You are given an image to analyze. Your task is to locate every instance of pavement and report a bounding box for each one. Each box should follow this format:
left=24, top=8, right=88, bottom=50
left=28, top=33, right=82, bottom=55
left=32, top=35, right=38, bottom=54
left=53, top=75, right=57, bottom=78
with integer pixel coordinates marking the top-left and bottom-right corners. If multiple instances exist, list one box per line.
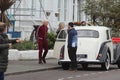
left=5, top=58, right=61, bottom=76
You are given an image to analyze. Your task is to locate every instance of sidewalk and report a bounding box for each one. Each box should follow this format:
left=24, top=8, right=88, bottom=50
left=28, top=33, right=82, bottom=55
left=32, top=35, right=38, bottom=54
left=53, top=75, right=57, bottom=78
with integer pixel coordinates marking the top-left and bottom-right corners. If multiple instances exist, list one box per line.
left=5, top=58, right=61, bottom=76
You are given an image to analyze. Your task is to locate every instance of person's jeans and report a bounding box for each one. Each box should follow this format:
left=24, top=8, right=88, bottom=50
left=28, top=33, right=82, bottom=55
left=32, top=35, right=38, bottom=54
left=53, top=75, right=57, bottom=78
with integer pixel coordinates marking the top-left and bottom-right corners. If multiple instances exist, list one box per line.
left=68, top=47, right=77, bottom=70
left=0, top=72, right=4, bottom=80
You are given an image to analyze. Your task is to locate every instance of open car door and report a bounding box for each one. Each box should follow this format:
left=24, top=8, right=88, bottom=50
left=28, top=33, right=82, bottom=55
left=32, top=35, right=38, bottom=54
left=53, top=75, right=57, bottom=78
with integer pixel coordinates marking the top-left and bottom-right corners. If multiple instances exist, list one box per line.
left=53, top=30, right=67, bottom=59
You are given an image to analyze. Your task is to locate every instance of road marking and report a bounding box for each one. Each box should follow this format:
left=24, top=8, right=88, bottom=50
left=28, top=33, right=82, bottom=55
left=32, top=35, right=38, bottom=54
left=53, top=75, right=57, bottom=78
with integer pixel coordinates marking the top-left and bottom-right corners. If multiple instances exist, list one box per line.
left=105, top=71, right=109, bottom=73
left=83, top=74, right=89, bottom=76
left=76, top=75, right=81, bottom=78
left=67, top=77, right=73, bottom=79
left=98, top=72, right=103, bottom=74
left=91, top=73, right=96, bottom=75
left=58, top=78, right=64, bottom=80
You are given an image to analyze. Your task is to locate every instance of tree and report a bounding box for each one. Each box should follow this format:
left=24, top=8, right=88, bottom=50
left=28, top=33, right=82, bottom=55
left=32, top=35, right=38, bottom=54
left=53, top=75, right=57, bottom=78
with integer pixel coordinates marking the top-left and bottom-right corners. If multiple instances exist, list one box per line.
left=0, top=0, right=16, bottom=26
left=84, top=0, right=120, bottom=36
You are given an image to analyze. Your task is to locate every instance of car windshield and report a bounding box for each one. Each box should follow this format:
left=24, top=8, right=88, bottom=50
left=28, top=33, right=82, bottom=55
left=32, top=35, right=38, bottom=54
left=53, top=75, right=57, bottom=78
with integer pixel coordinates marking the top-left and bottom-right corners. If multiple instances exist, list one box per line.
left=77, top=30, right=99, bottom=38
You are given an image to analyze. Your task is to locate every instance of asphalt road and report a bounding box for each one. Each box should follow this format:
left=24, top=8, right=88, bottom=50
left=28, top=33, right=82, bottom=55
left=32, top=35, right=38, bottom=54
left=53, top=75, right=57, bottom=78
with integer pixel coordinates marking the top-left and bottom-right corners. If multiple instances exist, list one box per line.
left=5, top=65, right=120, bottom=80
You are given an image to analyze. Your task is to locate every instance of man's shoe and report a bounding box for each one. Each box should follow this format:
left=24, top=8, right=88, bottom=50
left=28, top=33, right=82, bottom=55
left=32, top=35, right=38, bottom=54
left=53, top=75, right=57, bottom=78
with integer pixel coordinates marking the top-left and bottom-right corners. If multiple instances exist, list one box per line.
left=39, top=61, right=43, bottom=64
left=42, top=58, right=46, bottom=63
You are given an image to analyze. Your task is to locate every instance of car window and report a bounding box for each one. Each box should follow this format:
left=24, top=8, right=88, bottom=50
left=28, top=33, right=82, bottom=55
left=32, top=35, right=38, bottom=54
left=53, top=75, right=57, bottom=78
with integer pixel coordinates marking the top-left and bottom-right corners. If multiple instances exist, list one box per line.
left=77, top=30, right=99, bottom=38
left=106, top=30, right=111, bottom=40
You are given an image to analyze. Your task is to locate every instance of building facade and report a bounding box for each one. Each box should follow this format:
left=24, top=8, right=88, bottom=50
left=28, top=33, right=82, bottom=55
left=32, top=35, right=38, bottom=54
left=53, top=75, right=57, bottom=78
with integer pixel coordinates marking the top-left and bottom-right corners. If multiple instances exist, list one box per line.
left=8, top=0, right=86, bottom=40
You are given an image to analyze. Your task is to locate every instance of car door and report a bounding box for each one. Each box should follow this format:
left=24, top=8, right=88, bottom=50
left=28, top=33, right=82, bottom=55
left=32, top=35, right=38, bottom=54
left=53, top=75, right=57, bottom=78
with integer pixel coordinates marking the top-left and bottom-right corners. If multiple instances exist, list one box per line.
left=53, top=30, right=67, bottom=59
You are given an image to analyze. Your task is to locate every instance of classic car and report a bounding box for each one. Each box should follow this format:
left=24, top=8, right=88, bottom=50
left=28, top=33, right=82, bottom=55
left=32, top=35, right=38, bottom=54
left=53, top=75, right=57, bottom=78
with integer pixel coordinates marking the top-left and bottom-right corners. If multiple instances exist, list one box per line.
left=55, top=26, right=120, bottom=70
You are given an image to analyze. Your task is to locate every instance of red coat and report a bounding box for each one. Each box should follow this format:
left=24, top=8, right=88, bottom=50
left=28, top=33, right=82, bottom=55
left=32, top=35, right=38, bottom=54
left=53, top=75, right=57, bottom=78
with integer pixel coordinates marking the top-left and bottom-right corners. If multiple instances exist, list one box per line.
left=36, top=25, right=48, bottom=39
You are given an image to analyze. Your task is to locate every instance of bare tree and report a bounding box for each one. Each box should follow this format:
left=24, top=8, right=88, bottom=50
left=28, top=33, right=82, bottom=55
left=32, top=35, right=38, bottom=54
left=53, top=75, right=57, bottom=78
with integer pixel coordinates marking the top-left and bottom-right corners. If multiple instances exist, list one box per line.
left=0, top=0, right=16, bottom=26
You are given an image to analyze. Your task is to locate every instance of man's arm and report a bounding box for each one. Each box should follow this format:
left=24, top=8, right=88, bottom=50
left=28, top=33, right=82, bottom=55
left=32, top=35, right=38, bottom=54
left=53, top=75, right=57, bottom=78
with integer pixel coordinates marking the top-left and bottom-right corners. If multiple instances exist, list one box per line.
left=0, top=44, right=9, bottom=49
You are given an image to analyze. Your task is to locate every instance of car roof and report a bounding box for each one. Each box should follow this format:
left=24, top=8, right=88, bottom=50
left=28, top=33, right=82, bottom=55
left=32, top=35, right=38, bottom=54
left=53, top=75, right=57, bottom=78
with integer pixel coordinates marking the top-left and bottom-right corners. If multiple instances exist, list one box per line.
left=74, top=26, right=110, bottom=31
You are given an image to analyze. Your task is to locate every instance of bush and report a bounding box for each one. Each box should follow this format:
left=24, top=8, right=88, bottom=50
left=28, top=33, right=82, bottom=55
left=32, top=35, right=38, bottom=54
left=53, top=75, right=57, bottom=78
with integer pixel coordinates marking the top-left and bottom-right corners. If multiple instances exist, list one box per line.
left=12, top=40, right=37, bottom=50
left=12, top=33, right=56, bottom=50
left=47, top=32, right=56, bottom=49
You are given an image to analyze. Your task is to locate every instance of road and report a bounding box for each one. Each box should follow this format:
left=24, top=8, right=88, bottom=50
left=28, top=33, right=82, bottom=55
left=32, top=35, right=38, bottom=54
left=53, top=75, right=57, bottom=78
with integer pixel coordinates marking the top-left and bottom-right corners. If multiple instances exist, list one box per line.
left=5, top=65, right=120, bottom=80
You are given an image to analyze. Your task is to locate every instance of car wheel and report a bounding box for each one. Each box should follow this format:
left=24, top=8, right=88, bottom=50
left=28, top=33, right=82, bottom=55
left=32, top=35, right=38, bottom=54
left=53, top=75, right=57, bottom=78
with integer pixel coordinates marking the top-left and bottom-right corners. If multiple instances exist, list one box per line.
left=62, top=63, right=69, bottom=70
left=81, top=63, right=88, bottom=70
left=101, top=52, right=110, bottom=70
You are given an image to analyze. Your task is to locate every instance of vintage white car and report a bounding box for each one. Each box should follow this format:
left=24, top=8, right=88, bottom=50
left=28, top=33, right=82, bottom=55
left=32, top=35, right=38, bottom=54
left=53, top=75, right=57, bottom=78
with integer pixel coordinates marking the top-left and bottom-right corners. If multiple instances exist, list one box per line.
left=54, top=26, right=120, bottom=70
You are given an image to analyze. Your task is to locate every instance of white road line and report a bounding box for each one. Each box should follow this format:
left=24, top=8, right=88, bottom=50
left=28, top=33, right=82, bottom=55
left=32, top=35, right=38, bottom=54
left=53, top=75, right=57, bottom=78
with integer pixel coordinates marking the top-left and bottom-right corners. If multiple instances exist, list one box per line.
left=83, top=74, right=89, bottom=76
left=105, top=71, right=109, bottom=73
left=67, top=77, right=73, bottom=79
left=76, top=75, right=81, bottom=78
left=58, top=78, right=64, bottom=80
left=91, top=73, right=96, bottom=75
left=98, top=72, right=103, bottom=74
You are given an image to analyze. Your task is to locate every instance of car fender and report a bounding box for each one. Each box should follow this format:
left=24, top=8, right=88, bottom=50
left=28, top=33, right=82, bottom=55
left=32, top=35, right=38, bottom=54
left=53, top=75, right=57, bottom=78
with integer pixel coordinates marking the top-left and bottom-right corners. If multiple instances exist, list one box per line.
left=114, top=44, right=120, bottom=63
left=99, top=42, right=110, bottom=62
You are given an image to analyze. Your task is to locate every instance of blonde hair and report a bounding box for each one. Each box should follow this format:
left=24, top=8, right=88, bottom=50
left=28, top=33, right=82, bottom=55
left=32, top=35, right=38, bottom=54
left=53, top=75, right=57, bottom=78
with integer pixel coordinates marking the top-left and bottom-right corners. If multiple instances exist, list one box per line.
left=42, top=19, right=49, bottom=26
left=59, top=22, right=65, bottom=29
left=43, top=19, right=48, bottom=23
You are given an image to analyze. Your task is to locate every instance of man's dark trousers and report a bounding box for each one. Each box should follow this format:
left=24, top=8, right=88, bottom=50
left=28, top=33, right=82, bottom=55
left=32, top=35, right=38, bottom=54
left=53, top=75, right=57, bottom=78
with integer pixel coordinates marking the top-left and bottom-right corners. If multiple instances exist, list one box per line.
left=68, top=47, right=77, bottom=70
left=0, top=72, right=4, bottom=80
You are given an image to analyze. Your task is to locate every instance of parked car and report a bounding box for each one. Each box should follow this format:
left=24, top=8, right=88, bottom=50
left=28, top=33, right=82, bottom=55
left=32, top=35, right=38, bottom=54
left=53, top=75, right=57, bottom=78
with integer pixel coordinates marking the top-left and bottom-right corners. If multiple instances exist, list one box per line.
left=55, top=26, right=120, bottom=70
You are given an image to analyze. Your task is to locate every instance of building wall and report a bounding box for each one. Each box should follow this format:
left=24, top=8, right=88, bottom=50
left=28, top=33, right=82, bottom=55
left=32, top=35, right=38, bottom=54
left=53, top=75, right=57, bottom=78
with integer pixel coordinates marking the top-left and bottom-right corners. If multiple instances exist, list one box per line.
left=8, top=0, right=86, bottom=40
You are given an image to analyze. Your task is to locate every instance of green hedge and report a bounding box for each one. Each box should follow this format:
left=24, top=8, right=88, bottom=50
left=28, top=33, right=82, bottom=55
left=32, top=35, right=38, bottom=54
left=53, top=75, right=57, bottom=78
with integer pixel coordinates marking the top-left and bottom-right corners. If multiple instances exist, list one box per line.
left=12, top=40, right=38, bottom=50
left=12, top=33, right=56, bottom=50
left=47, top=32, right=56, bottom=49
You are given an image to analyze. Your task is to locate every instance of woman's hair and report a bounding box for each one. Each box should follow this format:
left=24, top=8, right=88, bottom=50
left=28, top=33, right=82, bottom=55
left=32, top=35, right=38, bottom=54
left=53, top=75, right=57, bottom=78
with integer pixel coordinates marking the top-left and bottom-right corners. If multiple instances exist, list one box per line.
left=0, top=22, right=6, bottom=32
left=59, top=22, right=65, bottom=29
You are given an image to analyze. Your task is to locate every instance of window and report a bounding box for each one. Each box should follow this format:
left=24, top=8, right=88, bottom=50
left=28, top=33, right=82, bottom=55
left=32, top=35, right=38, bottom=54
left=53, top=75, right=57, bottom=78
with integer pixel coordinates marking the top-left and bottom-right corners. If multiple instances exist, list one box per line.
left=106, top=30, right=111, bottom=40
left=77, top=30, right=99, bottom=38
left=58, top=0, right=68, bottom=21
left=58, top=0, right=61, bottom=21
left=64, top=0, right=67, bottom=21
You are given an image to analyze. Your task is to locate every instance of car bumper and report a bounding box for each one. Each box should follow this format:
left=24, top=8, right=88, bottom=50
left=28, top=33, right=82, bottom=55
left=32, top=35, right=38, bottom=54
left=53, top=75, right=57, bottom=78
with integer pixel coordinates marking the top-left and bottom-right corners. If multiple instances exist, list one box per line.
left=58, top=59, right=104, bottom=65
